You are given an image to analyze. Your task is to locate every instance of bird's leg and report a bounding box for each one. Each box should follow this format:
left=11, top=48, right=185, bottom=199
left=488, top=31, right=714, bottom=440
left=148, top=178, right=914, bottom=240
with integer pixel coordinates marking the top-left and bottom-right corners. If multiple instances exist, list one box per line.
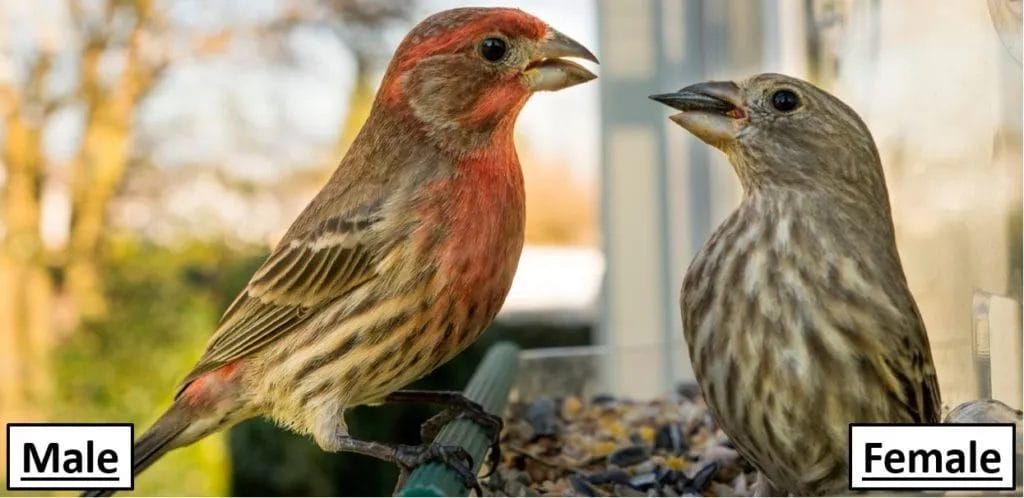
left=330, top=435, right=481, bottom=496
left=383, top=390, right=503, bottom=476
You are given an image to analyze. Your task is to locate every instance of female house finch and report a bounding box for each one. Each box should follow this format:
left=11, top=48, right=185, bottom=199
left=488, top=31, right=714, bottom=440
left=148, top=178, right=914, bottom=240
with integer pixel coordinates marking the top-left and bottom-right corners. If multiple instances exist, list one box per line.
left=651, top=74, right=941, bottom=495
left=88, top=8, right=596, bottom=495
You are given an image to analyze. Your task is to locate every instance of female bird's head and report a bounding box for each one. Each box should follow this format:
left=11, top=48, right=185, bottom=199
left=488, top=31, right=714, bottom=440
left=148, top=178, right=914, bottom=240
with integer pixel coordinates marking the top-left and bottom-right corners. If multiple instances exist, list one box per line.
left=377, top=8, right=598, bottom=148
left=651, top=73, right=887, bottom=198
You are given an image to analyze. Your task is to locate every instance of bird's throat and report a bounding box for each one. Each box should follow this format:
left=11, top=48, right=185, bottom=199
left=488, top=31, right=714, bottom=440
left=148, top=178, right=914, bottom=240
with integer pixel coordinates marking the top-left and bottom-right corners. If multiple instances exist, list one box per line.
left=438, top=145, right=525, bottom=303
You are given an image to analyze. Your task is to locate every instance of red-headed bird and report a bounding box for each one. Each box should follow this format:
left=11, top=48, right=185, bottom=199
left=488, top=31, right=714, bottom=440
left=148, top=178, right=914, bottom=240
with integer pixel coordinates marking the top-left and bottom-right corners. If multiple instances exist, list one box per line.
left=88, top=8, right=597, bottom=495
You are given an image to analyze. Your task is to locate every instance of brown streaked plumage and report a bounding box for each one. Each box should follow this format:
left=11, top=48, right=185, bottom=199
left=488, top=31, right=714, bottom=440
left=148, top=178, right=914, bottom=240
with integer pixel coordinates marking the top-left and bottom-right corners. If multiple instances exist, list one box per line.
left=86, top=8, right=597, bottom=496
left=651, top=74, right=941, bottom=495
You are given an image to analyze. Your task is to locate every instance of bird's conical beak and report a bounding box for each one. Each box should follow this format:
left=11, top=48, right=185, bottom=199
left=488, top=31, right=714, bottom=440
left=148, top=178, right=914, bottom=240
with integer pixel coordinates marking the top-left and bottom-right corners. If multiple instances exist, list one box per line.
left=524, top=28, right=598, bottom=92
left=650, top=81, right=746, bottom=148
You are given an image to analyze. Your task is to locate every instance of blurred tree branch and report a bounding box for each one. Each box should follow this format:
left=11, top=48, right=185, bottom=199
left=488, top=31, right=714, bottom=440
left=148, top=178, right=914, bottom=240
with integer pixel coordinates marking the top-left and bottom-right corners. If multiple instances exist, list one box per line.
left=269, top=0, right=412, bottom=162
left=302, top=0, right=413, bottom=154
left=0, top=48, right=57, bottom=426
left=0, top=0, right=414, bottom=460
left=66, top=0, right=170, bottom=318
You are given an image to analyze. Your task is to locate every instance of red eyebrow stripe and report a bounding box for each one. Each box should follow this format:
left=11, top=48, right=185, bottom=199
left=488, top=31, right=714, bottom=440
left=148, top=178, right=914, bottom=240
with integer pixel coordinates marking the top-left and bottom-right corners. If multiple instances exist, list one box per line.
left=380, top=9, right=548, bottom=104
left=401, top=11, right=546, bottom=70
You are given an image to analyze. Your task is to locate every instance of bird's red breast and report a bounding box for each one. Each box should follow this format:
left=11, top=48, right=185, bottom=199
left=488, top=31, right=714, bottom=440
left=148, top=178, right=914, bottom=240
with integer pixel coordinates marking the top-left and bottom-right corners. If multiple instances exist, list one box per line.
left=421, top=120, right=526, bottom=310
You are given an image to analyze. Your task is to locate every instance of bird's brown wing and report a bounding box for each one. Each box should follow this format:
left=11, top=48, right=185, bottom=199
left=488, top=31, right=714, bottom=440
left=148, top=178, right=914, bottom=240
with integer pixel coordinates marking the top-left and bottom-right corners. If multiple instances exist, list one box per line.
left=176, top=211, right=386, bottom=396
left=906, top=302, right=943, bottom=424
left=909, top=323, right=943, bottom=424
left=885, top=304, right=943, bottom=424
left=919, top=359, right=942, bottom=423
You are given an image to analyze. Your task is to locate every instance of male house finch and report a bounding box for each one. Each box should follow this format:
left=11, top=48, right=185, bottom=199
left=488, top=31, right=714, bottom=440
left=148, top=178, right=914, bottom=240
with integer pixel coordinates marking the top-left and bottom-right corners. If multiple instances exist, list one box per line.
left=651, top=74, right=941, bottom=495
left=88, top=8, right=596, bottom=495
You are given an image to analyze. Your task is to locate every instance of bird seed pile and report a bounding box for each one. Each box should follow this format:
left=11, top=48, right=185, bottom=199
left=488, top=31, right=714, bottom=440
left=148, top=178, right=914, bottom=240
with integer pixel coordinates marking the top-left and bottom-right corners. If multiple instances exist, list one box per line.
left=485, top=385, right=756, bottom=496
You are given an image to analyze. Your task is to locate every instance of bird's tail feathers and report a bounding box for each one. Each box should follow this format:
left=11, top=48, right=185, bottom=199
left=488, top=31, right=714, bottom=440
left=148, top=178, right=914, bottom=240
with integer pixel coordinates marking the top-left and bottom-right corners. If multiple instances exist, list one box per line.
left=131, top=403, right=192, bottom=477
left=81, top=402, right=194, bottom=497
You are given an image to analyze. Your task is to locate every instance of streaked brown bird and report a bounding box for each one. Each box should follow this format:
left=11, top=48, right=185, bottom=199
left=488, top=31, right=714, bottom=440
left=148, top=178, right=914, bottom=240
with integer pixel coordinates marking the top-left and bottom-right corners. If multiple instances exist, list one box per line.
left=86, top=8, right=597, bottom=496
left=651, top=73, right=941, bottom=495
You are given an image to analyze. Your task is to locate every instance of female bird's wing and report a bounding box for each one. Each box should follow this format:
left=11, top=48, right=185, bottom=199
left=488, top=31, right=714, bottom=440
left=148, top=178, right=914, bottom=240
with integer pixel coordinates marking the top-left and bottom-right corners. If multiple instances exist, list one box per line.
left=885, top=300, right=943, bottom=424
left=175, top=204, right=394, bottom=396
left=905, top=318, right=943, bottom=424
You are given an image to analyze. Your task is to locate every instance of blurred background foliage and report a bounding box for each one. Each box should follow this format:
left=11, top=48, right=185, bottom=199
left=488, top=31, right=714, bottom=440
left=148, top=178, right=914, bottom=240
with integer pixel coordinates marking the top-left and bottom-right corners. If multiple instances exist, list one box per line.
left=0, top=0, right=596, bottom=494
left=55, top=238, right=261, bottom=495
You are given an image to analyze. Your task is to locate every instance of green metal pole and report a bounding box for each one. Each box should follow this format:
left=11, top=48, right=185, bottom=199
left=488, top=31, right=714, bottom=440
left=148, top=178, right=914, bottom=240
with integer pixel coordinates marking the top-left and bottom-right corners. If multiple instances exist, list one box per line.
left=399, top=342, right=521, bottom=497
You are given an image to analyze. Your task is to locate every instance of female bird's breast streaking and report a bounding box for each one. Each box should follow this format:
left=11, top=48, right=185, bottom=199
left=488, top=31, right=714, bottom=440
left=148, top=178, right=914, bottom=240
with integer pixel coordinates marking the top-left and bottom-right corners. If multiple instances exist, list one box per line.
left=655, top=73, right=940, bottom=495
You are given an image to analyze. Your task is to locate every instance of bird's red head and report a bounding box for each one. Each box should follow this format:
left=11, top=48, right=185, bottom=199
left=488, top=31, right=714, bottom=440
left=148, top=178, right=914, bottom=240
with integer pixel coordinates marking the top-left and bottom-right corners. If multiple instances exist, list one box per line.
left=378, top=8, right=597, bottom=149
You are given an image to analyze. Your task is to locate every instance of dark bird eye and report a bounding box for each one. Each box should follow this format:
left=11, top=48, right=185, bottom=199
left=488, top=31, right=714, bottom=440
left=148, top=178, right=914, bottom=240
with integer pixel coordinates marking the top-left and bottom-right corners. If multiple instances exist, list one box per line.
left=479, top=37, right=507, bottom=62
left=771, top=89, right=800, bottom=112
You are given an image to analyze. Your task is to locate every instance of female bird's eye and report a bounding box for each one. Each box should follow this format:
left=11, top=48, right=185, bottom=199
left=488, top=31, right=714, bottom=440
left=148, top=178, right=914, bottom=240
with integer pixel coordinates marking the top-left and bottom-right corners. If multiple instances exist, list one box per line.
left=771, top=89, right=800, bottom=112
left=479, top=37, right=508, bottom=62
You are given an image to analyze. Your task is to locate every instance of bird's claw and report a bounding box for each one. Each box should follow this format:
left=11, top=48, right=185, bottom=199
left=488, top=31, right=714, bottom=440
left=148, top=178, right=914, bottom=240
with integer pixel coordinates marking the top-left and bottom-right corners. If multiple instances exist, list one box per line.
left=465, top=411, right=503, bottom=478
left=394, top=443, right=482, bottom=495
left=419, top=403, right=503, bottom=478
left=419, top=407, right=452, bottom=442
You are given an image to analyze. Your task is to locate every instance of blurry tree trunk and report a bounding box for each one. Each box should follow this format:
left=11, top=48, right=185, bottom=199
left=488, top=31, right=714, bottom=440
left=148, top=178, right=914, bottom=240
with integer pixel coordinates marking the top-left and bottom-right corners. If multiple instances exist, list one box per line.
left=0, top=0, right=409, bottom=471
left=66, top=0, right=164, bottom=319
left=0, top=2, right=164, bottom=464
left=337, top=55, right=376, bottom=153
left=328, top=0, right=410, bottom=151
left=0, top=55, right=56, bottom=452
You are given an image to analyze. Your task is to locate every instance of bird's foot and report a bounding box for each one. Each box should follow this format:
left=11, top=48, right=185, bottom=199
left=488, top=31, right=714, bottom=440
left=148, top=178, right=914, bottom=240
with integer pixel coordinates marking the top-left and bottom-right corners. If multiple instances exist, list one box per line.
left=327, top=435, right=482, bottom=496
left=393, top=443, right=481, bottom=496
left=385, top=389, right=504, bottom=477
left=420, top=405, right=503, bottom=476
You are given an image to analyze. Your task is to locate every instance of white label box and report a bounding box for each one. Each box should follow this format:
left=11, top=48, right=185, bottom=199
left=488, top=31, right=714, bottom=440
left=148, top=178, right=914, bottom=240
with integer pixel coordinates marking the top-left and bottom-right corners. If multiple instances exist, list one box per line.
left=6, top=423, right=134, bottom=491
left=849, top=423, right=1016, bottom=490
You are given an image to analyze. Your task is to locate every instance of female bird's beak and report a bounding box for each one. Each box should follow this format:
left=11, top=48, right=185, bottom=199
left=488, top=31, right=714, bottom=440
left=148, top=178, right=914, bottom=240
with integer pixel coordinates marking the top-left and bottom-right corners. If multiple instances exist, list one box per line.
left=524, top=28, right=599, bottom=92
left=650, top=81, right=746, bottom=148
